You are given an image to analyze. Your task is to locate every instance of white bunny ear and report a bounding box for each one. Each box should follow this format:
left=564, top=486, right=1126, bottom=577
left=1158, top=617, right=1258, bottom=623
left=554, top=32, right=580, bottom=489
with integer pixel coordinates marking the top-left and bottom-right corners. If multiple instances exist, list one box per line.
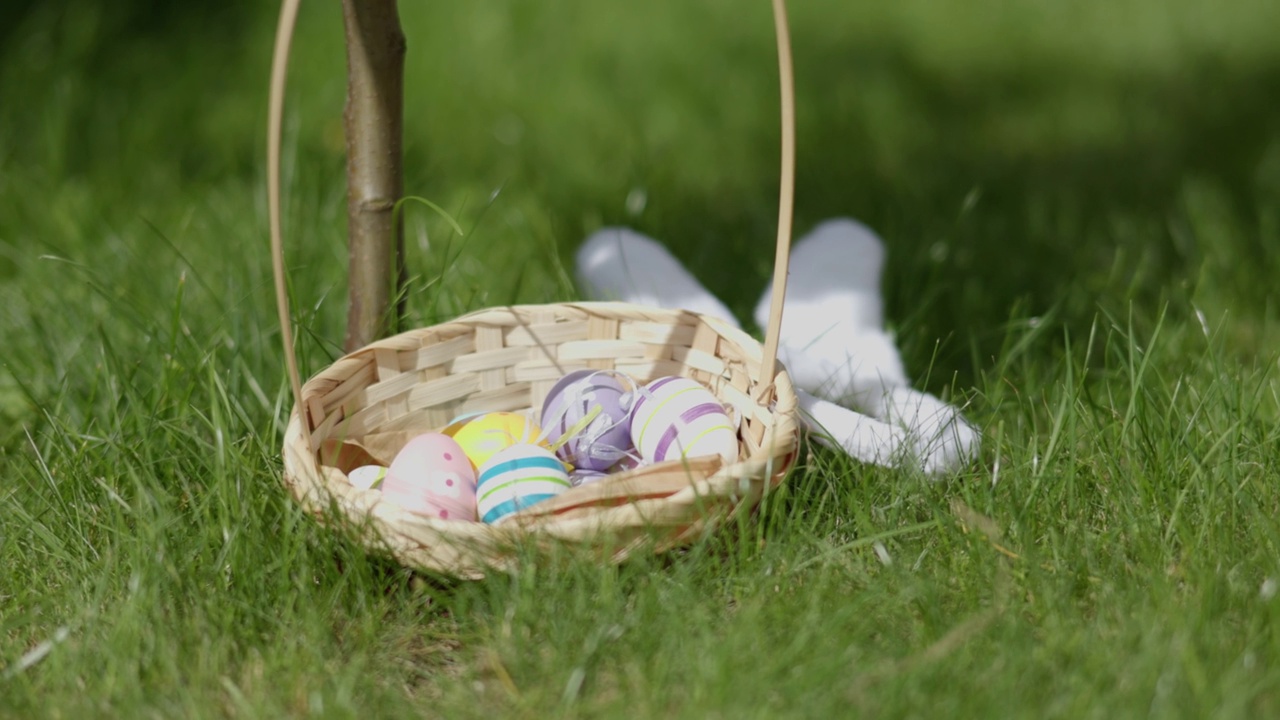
left=797, top=389, right=908, bottom=469
left=775, top=324, right=910, bottom=409
left=798, top=388, right=978, bottom=477
left=576, top=227, right=741, bottom=328
left=755, top=218, right=907, bottom=405
left=754, top=217, right=887, bottom=334
left=760, top=217, right=981, bottom=476
left=875, top=387, right=981, bottom=475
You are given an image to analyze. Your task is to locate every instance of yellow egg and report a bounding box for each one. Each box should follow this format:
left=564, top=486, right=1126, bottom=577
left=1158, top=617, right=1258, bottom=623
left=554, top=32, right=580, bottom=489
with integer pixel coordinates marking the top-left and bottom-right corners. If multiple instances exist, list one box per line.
left=442, top=412, right=548, bottom=471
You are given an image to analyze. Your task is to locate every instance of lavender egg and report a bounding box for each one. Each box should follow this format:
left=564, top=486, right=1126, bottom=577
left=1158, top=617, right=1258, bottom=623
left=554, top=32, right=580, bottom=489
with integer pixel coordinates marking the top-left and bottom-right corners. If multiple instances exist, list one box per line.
left=541, top=369, right=635, bottom=471
left=569, top=468, right=610, bottom=487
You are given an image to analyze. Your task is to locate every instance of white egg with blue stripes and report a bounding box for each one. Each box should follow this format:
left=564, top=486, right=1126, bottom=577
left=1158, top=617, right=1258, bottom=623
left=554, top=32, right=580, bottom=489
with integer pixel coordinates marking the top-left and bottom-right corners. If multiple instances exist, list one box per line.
left=475, top=444, right=572, bottom=524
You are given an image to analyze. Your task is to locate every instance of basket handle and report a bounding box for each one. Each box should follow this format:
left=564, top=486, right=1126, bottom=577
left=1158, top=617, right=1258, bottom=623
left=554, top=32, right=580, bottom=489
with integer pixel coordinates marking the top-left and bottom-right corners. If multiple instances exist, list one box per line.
left=756, top=0, right=796, bottom=392
left=267, top=0, right=796, bottom=431
left=268, top=0, right=307, bottom=443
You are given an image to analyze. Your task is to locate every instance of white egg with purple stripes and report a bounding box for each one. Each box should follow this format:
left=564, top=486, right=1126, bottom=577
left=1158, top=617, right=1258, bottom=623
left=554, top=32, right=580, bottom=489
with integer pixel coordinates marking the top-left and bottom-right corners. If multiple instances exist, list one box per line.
left=475, top=444, right=572, bottom=524
left=629, top=376, right=739, bottom=464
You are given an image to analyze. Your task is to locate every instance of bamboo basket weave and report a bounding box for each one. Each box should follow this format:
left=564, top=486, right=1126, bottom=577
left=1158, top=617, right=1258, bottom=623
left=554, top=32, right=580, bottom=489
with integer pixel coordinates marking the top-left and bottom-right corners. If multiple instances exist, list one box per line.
left=269, top=0, right=802, bottom=579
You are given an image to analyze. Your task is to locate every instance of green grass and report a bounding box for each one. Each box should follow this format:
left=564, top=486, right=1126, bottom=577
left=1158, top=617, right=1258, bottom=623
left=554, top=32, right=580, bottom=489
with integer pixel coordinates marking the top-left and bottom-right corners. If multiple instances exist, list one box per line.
left=3, top=0, right=1280, bottom=716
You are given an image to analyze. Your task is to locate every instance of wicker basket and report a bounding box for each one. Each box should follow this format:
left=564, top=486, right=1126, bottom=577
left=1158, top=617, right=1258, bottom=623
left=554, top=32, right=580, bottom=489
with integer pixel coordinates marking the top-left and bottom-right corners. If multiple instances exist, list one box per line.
left=268, top=0, right=802, bottom=579
left=281, top=304, right=799, bottom=577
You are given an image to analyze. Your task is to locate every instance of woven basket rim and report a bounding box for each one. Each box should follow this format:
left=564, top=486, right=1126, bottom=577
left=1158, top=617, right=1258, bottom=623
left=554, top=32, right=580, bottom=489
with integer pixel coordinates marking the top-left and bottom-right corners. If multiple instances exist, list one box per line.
left=281, top=301, right=800, bottom=578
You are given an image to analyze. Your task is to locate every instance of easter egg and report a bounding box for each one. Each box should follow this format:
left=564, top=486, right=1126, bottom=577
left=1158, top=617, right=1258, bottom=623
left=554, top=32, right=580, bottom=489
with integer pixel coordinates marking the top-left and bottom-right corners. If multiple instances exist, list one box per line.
left=541, top=369, right=636, bottom=471
left=629, top=376, right=739, bottom=464
left=443, top=412, right=547, bottom=471
left=347, top=464, right=387, bottom=490
left=609, top=455, right=642, bottom=473
left=569, top=468, right=610, bottom=487
left=475, top=444, right=572, bottom=524
left=381, top=433, right=478, bottom=521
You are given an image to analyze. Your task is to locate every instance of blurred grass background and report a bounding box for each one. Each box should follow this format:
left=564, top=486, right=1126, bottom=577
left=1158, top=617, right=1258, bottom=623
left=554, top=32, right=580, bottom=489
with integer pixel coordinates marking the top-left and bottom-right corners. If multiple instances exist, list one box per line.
left=1, top=1, right=1278, bottom=717
left=4, top=0, right=1278, bottom=377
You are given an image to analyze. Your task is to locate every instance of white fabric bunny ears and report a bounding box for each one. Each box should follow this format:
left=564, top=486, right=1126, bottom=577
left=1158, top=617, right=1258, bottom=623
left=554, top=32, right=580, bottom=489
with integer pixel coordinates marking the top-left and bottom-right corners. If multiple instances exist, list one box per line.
left=575, top=219, right=979, bottom=477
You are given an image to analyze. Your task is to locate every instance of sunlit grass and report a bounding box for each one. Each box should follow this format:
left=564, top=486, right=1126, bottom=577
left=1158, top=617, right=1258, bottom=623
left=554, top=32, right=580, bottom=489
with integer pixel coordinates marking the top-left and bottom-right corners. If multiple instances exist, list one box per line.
left=1, top=1, right=1278, bottom=716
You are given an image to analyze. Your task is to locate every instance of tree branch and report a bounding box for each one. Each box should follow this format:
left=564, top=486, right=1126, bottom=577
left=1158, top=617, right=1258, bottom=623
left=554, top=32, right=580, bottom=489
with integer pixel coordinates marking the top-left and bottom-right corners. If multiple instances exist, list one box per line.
left=341, top=0, right=406, bottom=352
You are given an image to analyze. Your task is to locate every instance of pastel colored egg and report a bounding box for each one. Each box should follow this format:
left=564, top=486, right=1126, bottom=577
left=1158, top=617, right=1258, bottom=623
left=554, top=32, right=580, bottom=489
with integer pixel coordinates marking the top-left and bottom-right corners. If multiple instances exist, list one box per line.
left=569, top=468, right=610, bottom=487
left=347, top=464, right=387, bottom=490
left=475, top=444, right=572, bottom=524
left=380, top=433, right=478, bottom=522
left=608, top=455, right=643, bottom=473
left=541, top=369, right=636, bottom=471
left=629, top=376, right=739, bottom=464
left=443, top=412, right=547, bottom=471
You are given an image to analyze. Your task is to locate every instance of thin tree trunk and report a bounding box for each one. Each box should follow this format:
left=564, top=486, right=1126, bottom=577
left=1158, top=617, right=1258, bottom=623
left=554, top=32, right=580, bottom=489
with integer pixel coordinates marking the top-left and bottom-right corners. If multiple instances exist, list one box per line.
left=341, top=0, right=406, bottom=352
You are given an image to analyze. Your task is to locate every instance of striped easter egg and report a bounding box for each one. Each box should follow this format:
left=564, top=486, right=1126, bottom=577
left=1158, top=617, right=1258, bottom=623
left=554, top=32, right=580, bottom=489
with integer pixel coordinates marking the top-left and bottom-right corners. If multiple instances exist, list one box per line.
left=475, top=444, right=572, bottom=524
left=540, top=369, right=635, bottom=471
left=629, top=376, right=739, bottom=464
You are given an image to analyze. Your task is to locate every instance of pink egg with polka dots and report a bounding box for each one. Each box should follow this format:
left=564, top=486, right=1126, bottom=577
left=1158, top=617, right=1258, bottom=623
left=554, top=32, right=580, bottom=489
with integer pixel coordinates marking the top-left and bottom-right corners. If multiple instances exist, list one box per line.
left=380, top=433, right=478, bottom=522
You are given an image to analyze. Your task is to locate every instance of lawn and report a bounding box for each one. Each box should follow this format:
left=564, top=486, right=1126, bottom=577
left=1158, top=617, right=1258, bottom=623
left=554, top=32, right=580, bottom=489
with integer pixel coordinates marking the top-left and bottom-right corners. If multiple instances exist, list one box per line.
left=2, top=0, right=1279, bottom=717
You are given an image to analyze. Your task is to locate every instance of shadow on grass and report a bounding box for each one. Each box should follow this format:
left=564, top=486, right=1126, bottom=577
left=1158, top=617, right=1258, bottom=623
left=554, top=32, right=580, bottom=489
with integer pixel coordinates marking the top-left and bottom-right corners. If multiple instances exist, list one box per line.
left=597, top=40, right=1280, bottom=387
left=6, top=2, right=1277, bottom=388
